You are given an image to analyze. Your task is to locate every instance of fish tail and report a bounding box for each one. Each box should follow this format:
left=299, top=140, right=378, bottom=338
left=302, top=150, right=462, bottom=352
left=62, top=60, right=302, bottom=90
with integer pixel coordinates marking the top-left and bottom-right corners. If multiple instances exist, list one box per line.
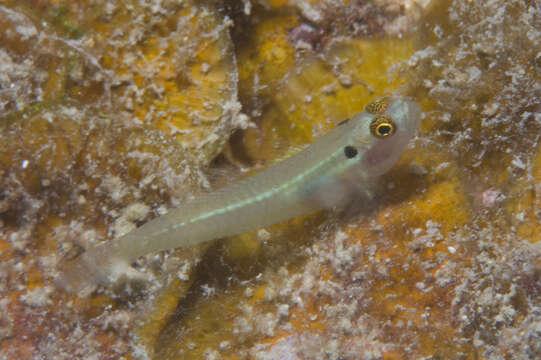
left=55, top=242, right=128, bottom=295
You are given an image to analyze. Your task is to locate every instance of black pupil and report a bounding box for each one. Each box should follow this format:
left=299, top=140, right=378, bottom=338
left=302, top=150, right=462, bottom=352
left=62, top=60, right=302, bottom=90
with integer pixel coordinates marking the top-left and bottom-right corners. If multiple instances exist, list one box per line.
left=378, top=124, right=391, bottom=134
left=344, top=145, right=358, bottom=158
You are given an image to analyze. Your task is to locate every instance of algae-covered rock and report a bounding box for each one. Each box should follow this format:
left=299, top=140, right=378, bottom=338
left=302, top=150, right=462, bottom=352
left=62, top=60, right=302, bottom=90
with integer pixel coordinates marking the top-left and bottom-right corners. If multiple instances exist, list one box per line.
left=85, top=0, right=242, bottom=159
left=0, top=5, right=83, bottom=114
left=0, top=105, right=207, bottom=358
left=1, top=0, right=540, bottom=359
left=0, top=0, right=242, bottom=358
left=1, top=0, right=241, bottom=161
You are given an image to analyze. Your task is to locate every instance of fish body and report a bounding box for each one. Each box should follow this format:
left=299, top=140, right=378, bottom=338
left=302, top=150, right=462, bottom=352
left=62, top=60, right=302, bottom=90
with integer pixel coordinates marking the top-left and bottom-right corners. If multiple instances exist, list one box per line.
left=58, top=96, right=421, bottom=293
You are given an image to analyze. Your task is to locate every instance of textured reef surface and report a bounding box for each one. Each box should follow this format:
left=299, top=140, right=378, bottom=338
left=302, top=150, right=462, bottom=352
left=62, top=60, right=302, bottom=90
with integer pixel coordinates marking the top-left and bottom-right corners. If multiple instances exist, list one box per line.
left=0, top=0, right=539, bottom=359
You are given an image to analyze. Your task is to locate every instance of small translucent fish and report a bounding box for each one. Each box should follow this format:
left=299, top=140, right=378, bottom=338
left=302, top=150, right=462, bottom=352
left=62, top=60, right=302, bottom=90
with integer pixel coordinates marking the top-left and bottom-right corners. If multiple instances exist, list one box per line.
left=58, top=96, right=421, bottom=294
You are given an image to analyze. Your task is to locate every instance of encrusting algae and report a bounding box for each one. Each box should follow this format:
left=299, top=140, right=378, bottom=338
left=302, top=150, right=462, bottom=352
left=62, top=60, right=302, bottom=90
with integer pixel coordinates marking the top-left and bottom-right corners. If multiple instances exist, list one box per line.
left=1, top=0, right=540, bottom=359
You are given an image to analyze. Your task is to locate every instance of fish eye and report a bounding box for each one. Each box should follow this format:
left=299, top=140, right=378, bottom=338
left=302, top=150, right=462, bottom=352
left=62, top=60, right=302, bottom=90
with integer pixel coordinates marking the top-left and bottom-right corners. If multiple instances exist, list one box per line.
left=370, top=114, right=396, bottom=138
left=365, top=97, right=390, bottom=114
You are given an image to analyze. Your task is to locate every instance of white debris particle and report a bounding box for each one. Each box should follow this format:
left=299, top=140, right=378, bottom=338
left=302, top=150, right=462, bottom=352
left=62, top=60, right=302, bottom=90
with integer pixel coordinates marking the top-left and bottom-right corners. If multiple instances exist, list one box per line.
left=293, top=0, right=322, bottom=23
left=433, top=24, right=443, bottom=38
left=203, top=348, right=222, bottom=360
left=77, top=195, right=87, bottom=205
left=9, top=230, right=30, bottom=250
left=0, top=299, right=13, bottom=340
left=434, top=161, right=451, bottom=172
left=177, top=262, right=192, bottom=281
left=325, top=231, right=361, bottom=274
left=263, top=285, right=277, bottom=302
left=100, top=310, right=132, bottom=335
left=103, top=1, right=117, bottom=16
left=20, top=286, right=53, bottom=307
left=511, top=156, right=526, bottom=170
left=233, top=316, right=253, bottom=335
left=277, top=304, right=289, bottom=319
left=201, top=62, right=210, bottom=73
left=409, top=161, right=428, bottom=175
left=99, top=175, right=129, bottom=202
left=15, top=23, right=38, bottom=40
left=201, top=284, right=215, bottom=297
left=257, top=229, right=271, bottom=242
left=466, top=66, right=482, bottom=82
left=255, top=312, right=278, bottom=337
left=481, top=189, right=502, bottom=207
left=113, top=202, right=151, bottom=237
left=338, top=74, right=352, bottom=87
left=482, top=102, right=499, bottom=117
left=156, top=205, right=168, bottom=216
left=242, top=0, right=252, bottom=15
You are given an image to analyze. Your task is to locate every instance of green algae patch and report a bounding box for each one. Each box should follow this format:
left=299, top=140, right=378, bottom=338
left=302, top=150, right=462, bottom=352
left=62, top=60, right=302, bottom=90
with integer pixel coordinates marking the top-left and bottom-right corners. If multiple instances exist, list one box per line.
left=0, top=6, right=84, bottom=115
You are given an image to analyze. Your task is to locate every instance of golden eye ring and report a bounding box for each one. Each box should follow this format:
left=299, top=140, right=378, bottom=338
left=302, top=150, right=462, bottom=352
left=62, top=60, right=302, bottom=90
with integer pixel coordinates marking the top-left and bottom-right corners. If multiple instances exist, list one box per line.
left=365, top=97, right=390, bottom=114
left=370, top=114, right=396, bottom=138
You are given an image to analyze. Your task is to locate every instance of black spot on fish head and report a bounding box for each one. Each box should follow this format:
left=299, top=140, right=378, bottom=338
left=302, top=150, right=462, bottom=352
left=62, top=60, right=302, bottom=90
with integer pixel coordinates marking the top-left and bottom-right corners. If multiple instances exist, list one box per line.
left=344, top=145, right=358, bottom=158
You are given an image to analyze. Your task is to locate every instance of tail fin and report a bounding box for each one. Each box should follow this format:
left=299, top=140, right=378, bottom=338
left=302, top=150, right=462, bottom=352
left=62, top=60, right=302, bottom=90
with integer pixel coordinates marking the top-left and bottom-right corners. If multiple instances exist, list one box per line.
left=55, top=241, right=131, bottom=296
